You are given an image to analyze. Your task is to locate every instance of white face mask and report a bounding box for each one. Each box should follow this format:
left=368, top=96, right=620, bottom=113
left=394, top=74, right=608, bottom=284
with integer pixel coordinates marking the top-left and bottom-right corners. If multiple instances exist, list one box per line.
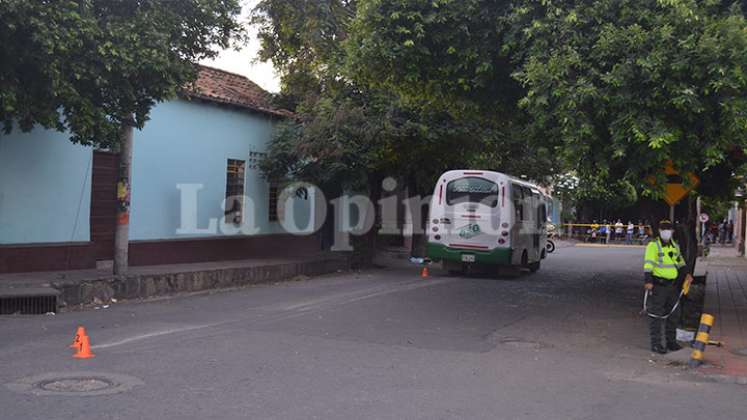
left=660, top=230, right=673, bottom=242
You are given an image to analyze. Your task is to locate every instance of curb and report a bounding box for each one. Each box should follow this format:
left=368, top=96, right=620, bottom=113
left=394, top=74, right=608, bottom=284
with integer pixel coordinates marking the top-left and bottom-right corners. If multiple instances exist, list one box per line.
left=692, top=371, right=747, bottom=385
left=51, top=257, right=350, bottom=310
left=575, top=244, right=646, bottom=249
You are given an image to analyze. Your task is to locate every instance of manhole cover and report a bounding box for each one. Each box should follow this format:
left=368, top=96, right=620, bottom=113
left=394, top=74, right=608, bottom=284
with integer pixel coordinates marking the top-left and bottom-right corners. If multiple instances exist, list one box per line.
left=39, top=378, right=112, bottom=392
left=6, top=372, right=143, bottom=396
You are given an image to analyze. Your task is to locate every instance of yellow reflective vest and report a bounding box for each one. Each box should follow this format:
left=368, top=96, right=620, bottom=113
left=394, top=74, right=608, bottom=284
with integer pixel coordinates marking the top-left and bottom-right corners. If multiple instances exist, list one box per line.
left=643, top=239, right=686, bottom=280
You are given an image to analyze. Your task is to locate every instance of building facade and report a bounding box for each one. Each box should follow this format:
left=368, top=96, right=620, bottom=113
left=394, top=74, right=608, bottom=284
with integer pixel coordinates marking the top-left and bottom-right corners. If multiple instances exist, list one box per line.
left=0, top=66, right=318, bottom=273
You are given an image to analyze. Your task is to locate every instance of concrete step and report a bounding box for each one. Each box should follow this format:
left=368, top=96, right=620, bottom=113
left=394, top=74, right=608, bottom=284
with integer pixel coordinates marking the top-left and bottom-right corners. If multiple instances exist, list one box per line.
left=0, top=287, right=61, bottom=298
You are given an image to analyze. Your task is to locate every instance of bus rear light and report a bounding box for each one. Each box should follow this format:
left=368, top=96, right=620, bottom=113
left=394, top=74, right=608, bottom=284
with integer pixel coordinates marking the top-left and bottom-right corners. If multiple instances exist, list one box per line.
left=432, top=219, right=440, bottom=224
left=434, top=235, right=441, bottom=240
left=498, top=238, right=506, bottom=244
left=432, top=226, right=439, bottom=232
left=501, top=231, right=509, bottom=237
left=501, top=222, right=509, bottom=228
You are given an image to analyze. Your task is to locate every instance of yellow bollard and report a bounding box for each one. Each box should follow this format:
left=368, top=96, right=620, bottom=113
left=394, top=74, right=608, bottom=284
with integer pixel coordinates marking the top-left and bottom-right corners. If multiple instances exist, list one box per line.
left=689, top=313, right=715, bottom=367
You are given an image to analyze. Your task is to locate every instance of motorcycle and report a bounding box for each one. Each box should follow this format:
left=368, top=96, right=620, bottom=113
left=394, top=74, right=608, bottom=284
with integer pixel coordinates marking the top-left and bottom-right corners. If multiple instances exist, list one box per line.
left=546, top=222, right=557, bottom=253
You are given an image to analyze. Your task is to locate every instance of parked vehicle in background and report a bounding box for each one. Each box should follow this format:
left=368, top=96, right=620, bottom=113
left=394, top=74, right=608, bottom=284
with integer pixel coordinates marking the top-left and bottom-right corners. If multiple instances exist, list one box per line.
left=426, top=170, right=550, bottom=274
left=545, top=222, right=556, bottom=253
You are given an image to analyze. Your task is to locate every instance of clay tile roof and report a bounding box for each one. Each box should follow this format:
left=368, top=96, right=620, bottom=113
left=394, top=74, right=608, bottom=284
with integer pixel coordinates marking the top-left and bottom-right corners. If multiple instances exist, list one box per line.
left=184, top=65, right=292, bottom=118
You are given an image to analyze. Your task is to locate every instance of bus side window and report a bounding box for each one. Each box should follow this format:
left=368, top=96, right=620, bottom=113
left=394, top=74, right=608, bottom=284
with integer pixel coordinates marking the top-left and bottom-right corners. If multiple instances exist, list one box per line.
left=522, top=187, right=533, bottom=222
left=537, top=203, right=546, bottom=229
left=512, top=185, right=523, bottom=221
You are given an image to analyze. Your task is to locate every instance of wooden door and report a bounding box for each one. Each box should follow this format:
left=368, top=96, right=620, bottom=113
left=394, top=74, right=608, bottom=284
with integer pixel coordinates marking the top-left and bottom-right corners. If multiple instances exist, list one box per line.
left=90, top=151, right=119, bottom=261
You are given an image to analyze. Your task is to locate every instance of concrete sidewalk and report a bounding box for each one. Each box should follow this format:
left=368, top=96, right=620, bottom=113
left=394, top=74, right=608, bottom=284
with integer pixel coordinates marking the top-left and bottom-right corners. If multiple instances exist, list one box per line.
left=695, top=245, right=747, bottom=384
left=0, top=253, right=349, bottom=311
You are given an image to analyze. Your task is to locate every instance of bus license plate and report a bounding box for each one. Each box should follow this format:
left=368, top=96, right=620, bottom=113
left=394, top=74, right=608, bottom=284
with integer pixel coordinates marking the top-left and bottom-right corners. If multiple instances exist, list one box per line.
left=461, top=254, right=476, bottom=263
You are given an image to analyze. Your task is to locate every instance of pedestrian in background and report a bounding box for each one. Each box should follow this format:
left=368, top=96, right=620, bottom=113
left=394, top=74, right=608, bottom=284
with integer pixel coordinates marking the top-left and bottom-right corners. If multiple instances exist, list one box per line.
left=638, top=221, right=647, bottom=244
left=614, top=219, right=624, bottom=242
left=599, top=221, right=607, bottom=244
left=626, top=221, right=634, bottom=245
left=707, top=223, right=717, bottom=244
left=606, top=221, right=612, bottom=244
left=590, top=220, right=599, bottom=243
left=728, top=221, right=734, bottom=244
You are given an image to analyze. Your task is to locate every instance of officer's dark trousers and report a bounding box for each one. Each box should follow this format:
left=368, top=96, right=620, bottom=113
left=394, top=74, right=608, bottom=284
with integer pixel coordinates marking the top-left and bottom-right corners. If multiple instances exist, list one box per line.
left=648, top=279, right=680, bottom=347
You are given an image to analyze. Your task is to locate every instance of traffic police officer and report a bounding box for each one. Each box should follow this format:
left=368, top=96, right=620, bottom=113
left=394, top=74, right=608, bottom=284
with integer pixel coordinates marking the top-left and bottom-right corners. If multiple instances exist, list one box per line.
left=643, top=220, right=691, bottom=354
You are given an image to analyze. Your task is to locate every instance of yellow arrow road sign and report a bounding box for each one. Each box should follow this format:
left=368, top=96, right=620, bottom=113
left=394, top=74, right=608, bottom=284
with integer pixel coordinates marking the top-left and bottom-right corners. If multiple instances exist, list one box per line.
left=663, top=162, right=699, bottom=206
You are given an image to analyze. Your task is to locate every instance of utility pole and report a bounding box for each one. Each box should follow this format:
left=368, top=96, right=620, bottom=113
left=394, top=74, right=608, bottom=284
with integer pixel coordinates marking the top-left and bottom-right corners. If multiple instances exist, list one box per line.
left=114, top=119, right=134, bottom=275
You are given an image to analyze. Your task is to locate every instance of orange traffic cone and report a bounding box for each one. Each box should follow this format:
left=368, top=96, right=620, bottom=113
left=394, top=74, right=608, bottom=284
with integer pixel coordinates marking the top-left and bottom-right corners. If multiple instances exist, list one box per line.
left=73, top=335, right=95, bottom=359
left=70, top=326, right=86, bottom=348
left=421, top=266, right=429, bottom=278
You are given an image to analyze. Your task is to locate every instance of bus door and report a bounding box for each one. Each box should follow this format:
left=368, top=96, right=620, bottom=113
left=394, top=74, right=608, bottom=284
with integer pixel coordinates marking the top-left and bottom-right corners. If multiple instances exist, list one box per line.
left=443, top=176, right=501, bottom=252
left=531, top=192, right=542, bottom=258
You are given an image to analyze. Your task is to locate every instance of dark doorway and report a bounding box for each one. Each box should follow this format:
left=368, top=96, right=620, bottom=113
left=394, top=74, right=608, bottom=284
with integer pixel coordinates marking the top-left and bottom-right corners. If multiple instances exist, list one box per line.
left=90, top=151, right=120, bottom=262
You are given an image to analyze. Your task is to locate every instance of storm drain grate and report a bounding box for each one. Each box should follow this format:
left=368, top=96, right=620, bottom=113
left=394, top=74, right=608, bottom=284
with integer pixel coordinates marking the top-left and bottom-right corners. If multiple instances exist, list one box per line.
left=0, top=295, right=57, bottom=315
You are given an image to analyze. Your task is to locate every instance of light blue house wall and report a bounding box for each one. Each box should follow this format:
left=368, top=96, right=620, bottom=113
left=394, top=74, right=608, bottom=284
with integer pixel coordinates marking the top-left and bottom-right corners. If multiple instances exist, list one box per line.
left=0, top=98, right=309, bottom=247
left=129, top=98, right=307, bottom=240
left=0, top=128, right=92, bottom=244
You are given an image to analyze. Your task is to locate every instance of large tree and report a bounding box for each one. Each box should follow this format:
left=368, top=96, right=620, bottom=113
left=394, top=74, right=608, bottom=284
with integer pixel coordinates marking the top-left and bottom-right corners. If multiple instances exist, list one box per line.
left=349, top=0, right=747, bottom=201
left=253, top=0, right=555, bottom=259
left=510, top=0, right=747, bottom=200
left=0, top=0, right=243, bottom=147
left=349, top=0, right=747, bottom=262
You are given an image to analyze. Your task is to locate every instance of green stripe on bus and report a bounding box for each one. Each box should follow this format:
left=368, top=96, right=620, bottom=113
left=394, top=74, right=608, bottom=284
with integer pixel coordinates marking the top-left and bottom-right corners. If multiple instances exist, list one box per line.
left=427, top=242, right=513, bottom=265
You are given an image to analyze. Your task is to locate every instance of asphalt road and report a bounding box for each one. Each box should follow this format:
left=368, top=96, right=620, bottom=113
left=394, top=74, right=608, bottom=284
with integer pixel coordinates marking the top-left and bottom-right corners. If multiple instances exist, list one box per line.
left=1, top=246, right=745, bottom=419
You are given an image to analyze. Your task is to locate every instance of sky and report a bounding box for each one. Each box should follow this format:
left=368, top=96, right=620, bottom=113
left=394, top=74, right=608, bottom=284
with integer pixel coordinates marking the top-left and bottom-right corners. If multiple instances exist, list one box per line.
left=200, top=0, right=281, bottom=93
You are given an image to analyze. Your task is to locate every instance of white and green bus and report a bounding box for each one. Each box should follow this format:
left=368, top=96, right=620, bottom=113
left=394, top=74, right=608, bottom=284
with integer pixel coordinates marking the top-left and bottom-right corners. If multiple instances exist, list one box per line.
left=426, top=170, right=550, bottom=274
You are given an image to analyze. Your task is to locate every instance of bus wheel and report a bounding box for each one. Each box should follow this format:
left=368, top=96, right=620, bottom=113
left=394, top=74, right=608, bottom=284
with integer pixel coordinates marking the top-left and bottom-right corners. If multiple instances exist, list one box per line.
left=529, top=260, right=541, bottom=273
left=521, top=250, right=529, bottom=270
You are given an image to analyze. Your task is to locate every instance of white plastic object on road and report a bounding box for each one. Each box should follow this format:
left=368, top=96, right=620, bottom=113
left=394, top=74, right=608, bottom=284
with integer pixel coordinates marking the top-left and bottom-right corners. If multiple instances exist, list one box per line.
left=676, top=328, right=695, bottom=342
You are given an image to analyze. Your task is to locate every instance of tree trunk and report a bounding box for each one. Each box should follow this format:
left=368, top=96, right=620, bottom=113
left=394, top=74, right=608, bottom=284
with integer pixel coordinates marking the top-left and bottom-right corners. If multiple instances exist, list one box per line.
left=407, top=174, right=427, bottom=257
left=113, top=120, right=134, bottom=276
left=350, top=172, right=383, bottom=268
left=676, top=195, right=698, bottom=274
left=740, top=199, right=746, bottom=257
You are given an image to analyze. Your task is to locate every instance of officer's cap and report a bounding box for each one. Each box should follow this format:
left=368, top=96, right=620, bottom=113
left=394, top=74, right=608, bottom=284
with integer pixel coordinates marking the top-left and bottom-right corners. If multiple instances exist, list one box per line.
left=658, top=219, right=673, bottom=229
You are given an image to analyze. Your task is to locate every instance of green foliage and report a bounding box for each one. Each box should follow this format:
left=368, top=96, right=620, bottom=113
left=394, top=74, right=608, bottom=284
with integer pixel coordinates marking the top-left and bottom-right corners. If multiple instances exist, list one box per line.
left=254, top=0, right=558, bottom=198
left=348, top=0, right=747, bottom=206
left=347, top=0, right=520, bottom=117
left=0, top=0, right=243, bottom=147
left=510, top=0, right=747, bottom=200
left=701, top=195, right=734, bottom=223
left=252, top=0, right=354, bottom=108
left=257, top=1, right=505, bottom=196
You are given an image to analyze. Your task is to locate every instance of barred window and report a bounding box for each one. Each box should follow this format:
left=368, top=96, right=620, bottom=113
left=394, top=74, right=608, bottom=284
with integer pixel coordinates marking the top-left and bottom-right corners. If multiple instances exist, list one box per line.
left=225, top=159, right=245, bottom=224
left=268, top=183, right=279, bottom=222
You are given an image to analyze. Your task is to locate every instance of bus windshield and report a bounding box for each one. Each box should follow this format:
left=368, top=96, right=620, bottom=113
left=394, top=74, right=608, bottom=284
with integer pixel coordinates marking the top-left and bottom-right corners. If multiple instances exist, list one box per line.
left=446, top=177, right=499, bottom=207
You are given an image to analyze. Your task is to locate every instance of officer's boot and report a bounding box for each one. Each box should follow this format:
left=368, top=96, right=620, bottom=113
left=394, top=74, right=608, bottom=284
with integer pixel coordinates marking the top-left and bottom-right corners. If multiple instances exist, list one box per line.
left=649, top=318, right=667, bottom=354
